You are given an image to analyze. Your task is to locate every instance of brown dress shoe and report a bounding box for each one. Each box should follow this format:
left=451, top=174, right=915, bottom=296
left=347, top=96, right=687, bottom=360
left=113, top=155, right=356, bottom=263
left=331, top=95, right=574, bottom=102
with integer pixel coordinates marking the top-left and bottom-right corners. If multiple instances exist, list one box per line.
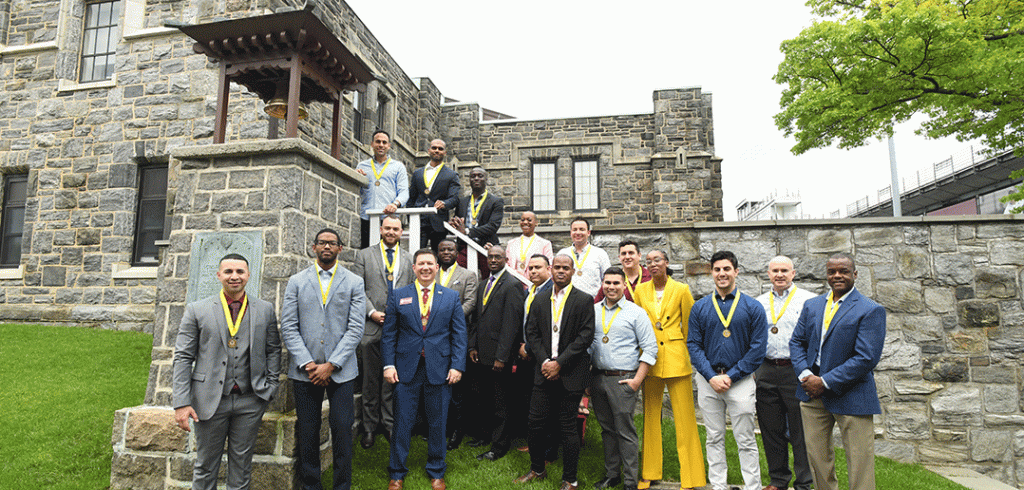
left=387, top=479, right=403, bottom=490
left=513, top=470, right=547, bottom=483
left=430, top=479, right=446, bottom=490
left=559, top=482, right=578, bottom=490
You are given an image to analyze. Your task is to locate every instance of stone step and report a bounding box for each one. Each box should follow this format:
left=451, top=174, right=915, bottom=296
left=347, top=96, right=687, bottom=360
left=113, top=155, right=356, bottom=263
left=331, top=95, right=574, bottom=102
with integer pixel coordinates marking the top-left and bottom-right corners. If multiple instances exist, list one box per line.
left=926, top=466, right=1020, bottom=490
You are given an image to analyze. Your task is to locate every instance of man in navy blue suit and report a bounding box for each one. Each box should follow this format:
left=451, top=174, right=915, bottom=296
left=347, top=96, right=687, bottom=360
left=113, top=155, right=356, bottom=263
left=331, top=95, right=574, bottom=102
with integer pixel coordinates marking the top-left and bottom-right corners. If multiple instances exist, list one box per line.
left=382, top=248, right=467, bottom=490
left=790, top=253, right=886, bottom=490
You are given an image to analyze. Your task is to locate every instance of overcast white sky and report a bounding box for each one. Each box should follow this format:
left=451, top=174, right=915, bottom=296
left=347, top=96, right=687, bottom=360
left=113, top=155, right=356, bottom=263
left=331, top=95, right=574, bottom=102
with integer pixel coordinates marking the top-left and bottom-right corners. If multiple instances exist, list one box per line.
left=345, top=0, right=981, bottom=220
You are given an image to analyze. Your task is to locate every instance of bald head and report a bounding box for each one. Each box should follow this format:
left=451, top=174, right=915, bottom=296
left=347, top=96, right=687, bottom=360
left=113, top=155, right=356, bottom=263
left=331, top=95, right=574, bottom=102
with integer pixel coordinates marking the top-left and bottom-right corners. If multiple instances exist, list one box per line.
left=767, top=255, right=796, bottom=293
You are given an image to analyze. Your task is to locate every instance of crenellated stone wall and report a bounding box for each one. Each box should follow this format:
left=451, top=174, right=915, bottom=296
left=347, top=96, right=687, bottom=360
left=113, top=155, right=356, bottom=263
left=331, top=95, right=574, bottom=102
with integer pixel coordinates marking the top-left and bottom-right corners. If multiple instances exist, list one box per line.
left=505, top=216, right=1024, bottom=487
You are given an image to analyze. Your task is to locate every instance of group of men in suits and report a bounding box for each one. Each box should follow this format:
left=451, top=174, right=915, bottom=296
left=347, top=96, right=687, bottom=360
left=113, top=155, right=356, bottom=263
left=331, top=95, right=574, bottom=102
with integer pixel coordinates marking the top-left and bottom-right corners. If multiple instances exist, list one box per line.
left=169, top=130, right=887, bottom=490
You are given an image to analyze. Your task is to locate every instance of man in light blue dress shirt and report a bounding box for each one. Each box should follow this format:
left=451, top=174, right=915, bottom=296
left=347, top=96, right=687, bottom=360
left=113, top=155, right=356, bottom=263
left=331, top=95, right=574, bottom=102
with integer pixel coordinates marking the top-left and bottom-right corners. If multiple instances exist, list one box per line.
left=589, top=267, right=657, bottom=490
left=355, top=129, right=409, bottom=248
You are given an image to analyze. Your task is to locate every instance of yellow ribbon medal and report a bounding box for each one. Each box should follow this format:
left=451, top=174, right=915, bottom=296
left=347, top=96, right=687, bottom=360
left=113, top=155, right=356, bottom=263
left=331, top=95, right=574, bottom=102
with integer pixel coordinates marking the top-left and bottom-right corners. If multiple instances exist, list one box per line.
left=380, top=242, right=396, bottom=281
left=418, top=283, right=435, bottom=328
left=424, top=162, right=444, bottom=194
left=525, top=284, right=539, bottom=314
left=769, top=287, right=797, bottom=334
left=482, top=270, right=505, bottom=306
left=469, top=190, right=488, bottom=226
left=220, top=292, right=247, bottom=348
left=823, top=291, right=840, bottom=334
left=317, top=263, right=337, bottom=307
left=713, top=291, right=741, bottom=338
left=601, top=303, right=622, bottom=344
left=438, top=266, right=456, bottom=287
left=371, top=157, right=391, bottom=186
left=550, top=284, right=573, bottom=333
left=571, top=245, right=591, bottom=276
left=518, top=235, right=536, bottom=270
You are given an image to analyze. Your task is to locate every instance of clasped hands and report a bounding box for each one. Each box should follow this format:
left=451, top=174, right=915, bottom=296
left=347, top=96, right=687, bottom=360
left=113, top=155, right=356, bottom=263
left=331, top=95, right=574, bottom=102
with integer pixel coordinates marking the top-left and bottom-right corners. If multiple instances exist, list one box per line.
left=801, top=374, right=826, bottom=399
left=304, top=362, right=335, bottom=386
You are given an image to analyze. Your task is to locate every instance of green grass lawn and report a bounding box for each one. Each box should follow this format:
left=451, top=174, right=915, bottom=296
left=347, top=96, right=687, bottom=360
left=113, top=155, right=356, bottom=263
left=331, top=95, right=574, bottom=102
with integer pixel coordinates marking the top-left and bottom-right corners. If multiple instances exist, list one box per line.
left=0, top=323, right=152, bottom=490
left=330, top=408, right=969, bottom=490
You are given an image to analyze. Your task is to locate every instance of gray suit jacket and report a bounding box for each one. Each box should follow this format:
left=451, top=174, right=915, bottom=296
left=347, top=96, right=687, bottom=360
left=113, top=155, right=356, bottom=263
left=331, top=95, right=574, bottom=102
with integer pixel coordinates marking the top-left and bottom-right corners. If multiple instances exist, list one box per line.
left=352, top=243, right=414, bottom=340
left=280, top=264, right=366, bottom=384
left=437, top=264, right=479, bottom=321
left=172, top=293, right=282, bottom=420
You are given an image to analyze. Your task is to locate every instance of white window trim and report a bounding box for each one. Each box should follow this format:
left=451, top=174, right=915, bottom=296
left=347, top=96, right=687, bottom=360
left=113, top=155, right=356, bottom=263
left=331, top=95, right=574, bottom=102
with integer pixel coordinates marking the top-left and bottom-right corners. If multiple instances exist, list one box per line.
left=112, top=262, right=158, bottom=279
left=0, top=265, right=25, bottom=279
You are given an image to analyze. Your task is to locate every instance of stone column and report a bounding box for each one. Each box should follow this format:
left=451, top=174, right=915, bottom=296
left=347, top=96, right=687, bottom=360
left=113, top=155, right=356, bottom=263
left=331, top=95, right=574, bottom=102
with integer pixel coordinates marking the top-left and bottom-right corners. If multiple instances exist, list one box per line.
left=111, top=138, right=365, bottom=489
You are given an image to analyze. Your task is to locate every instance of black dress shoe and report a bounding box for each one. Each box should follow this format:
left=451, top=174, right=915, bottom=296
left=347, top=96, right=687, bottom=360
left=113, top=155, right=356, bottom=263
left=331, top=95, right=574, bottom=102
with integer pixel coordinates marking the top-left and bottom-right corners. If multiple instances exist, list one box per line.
left=447, top=430, right=464, bottom=450
left=467, top=437, right=489, bottom=447
left=360, top=432, right=374, bottom=449
left=594, top=476, right=621, bottom=489
left=476, top=450, right=505, bottom=461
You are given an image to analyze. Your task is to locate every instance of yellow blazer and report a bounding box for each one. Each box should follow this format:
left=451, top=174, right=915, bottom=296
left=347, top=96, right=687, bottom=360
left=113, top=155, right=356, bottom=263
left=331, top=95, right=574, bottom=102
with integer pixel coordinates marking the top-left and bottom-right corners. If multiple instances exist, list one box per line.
left=633, top=278, right=694, bottom=379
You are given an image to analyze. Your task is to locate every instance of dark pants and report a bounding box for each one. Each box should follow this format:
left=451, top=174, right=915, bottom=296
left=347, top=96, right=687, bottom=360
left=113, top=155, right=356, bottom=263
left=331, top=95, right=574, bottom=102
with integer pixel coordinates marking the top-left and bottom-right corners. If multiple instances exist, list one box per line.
left=756, top=361, right=813, bottom=490
left=528, top=381, right=584, bottom=483
left=360, top=219, right=371, bottom=249
left=470, top=363, right=515, bottom=453
left=421, top=227, right=447, bottom=252
left=388, top=358, right=451, bottom=481
left=293, top=379, right=354, bottom=490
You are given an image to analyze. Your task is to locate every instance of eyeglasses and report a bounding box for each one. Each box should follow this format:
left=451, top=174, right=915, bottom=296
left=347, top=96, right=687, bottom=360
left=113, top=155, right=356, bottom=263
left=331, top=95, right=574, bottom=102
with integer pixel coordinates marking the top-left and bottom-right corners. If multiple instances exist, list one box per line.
left=645, top=257, right=666, bottom=265
left=315, top=240, right=340, bottom=247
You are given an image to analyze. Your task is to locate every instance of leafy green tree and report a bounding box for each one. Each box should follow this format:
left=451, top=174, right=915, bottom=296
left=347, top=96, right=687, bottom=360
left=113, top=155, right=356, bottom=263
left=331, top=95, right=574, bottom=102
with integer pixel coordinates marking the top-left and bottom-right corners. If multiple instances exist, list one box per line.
left=774, top=0, right=1024, bottom=210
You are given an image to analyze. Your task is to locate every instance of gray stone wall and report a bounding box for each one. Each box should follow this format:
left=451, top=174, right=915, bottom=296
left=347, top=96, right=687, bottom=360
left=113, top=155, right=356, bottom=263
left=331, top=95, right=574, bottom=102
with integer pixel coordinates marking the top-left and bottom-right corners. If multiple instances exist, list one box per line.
left=512, top=216, right=1024, bottom=487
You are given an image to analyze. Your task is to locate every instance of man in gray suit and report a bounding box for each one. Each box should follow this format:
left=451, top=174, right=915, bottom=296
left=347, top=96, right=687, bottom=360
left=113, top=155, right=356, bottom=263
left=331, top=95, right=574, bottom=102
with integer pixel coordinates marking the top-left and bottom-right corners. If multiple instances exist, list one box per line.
left=436, top=238, right=478, bottom=449
left=281, top=229, right=366, bottom=490
left=353, top=215, right=414, bottom=448
left=173, top=253, right=281, bottom=490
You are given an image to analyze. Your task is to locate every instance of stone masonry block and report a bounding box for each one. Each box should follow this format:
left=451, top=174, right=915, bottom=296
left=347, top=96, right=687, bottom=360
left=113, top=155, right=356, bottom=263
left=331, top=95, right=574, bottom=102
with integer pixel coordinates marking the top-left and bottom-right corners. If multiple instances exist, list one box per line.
left=110, top=452, right=166, bottom=490
left=806, top=228, right=851, bottom=253
left=125, top=407, right=188, bottom=452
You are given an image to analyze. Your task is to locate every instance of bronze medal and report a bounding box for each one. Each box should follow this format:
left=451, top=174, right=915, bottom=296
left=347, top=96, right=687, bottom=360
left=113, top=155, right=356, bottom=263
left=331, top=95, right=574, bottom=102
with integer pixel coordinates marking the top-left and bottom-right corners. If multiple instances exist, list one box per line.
left=422, top=318, right=428, bottom=327
left=387, top=274, right=393, bottom=281
left=374, top=180, right=381, bottom=186
left=552, top=325, right=558, bottom=333
left=228, top=337, right=237, bottom=348
left=576, top=270, right=583, bottom=276
left=771, top=326, right=779, bottom=334
left=602, top=336, right=609, bottom=344
left=424, top=190, right=429, bottom=195
left=722, top=329, right=731, bottom=338
left=655, top=321, right=662, bottom=329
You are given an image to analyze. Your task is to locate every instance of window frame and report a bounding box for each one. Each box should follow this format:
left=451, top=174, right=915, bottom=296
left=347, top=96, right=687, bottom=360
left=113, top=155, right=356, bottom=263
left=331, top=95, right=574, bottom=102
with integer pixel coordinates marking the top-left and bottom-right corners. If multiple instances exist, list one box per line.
left=375, top=92, right=388, bottom=133
left=531, top=160, right=557, bottom=212
left=79, top=0, right=123, bottom=83
left=572, top=159, right=600, bottom=211
left=130, top=164, right=168, bottom=266
left=0, top=174, right=28, bottom=268
left=351, top=91, right=364, bottom=143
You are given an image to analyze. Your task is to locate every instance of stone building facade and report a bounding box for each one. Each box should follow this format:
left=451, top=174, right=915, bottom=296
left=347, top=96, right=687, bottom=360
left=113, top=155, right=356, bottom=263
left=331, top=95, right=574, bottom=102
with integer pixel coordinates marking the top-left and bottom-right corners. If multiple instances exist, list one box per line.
left=0, top=0, right=721, bottom=330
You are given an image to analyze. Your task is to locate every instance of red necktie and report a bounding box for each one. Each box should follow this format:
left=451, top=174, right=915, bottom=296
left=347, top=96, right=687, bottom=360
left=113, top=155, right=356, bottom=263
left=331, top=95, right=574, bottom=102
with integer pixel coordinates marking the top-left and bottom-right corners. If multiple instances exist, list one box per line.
left=421, top=287, right=430, bottom=332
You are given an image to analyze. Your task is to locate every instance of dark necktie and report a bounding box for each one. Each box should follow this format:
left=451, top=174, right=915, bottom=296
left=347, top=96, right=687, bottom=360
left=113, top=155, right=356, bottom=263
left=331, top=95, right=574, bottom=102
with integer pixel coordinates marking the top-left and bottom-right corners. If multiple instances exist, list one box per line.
left=421, top=287, right=430, bottom=332
left=485, top=274, right=496, bottom=298
left=386, top=248, right=395, bottom=290
left=228, top=300, right=242, bottom=322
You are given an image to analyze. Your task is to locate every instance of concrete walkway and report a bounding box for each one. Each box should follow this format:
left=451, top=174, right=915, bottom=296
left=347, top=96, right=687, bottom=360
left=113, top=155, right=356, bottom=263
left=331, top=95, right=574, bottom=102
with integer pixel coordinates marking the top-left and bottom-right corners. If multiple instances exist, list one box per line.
left=646, top=466, right=1018, bottom=490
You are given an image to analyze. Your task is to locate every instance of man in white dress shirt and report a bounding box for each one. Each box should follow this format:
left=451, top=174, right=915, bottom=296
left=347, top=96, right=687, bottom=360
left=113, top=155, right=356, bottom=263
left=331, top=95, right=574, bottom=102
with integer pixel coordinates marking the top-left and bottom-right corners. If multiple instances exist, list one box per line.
left=556, top=217, right=610, bottom=299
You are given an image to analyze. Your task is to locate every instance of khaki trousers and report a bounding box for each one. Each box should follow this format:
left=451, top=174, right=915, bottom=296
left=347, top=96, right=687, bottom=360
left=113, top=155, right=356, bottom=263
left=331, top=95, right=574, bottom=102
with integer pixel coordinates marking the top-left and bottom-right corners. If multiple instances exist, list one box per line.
left=800, top=398, right=876, bottom=490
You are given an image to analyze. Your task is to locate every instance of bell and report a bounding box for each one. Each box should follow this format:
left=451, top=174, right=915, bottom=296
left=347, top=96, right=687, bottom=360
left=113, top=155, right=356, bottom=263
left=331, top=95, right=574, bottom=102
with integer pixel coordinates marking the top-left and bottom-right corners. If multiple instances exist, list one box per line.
left=264, top=81, right=308, bottom=120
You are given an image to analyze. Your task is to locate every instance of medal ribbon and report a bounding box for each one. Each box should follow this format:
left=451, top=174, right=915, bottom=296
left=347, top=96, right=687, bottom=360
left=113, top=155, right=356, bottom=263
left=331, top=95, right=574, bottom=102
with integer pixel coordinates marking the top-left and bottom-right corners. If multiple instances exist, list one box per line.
left=525, top=284, right=538, bottom=314
left=571, top=245, right=592, bottom=272
left=625, top=273, right=639, bottom=299
left=371, top=157, right=391, bottom=182
left=482, top=270, right=505, bottom=306
left=713, top=291, right=741, bottom=328
left=438, top=266, right=456, bottom=287
left=317, top=263, right=337, bottom=306
left=551, top=284, right=573, bottom=328
left=769, top=287, right=797, bottom=324
left=518, top=235, right=536, bottom=265
left=601, top=302, right=623, bottom=337
left=220, top=292, right=247, bottom=338
left=653, top=289, right=665, bottom=322
left=424, top=162, right=444, bottom=192
left=418, top=283, right=435, bottom=321
left=380, top=242, right=396, bottom=277
left=823, top=291, right=840, bottom=333
left=470, top=191, right=488, bottom=222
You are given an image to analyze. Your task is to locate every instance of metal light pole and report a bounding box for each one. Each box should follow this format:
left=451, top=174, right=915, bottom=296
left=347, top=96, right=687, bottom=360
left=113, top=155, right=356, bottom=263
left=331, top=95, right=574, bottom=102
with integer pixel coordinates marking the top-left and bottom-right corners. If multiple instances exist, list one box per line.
left=888, top=134, right=902, bottom=217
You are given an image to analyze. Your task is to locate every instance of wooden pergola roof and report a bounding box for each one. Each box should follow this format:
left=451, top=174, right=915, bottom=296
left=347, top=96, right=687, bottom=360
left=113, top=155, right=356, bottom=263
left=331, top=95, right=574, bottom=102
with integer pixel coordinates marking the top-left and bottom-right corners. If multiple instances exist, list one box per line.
left=172, top=8, right=379, bottom=159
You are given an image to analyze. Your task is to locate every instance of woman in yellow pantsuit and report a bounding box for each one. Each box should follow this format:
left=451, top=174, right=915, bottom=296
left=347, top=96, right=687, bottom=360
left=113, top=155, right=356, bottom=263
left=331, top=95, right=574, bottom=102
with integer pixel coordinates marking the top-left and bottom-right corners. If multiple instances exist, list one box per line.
left=632, top=250, right=706, bottom=490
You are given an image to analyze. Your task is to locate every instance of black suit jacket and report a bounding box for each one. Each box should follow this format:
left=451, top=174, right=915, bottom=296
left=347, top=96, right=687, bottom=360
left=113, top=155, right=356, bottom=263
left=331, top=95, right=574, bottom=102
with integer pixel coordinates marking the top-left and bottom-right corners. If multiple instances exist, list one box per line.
left=470, top=271, right=526, bottom=365
left=455, top=192, right=504, bottom=247
left=525, top=286, right=595, bottom=392
left=410, top=164, right=460, bottom=232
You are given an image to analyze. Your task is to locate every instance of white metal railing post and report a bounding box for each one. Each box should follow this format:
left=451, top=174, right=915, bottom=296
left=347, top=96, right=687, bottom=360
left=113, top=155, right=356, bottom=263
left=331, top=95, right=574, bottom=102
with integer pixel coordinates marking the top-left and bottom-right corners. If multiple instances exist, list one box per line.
left=365, top=207, right=437, bottom=255
left=442, top=221, right=530, bottom=286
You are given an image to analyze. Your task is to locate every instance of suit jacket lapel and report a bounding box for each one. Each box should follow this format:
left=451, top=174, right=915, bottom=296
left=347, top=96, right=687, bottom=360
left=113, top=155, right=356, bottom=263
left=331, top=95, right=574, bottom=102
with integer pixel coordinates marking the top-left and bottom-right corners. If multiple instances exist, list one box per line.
left=823, top=290, right=857, bottom=344
left=426, top=288, right=443, bottom=333
left=214, top=295, right=229, bottom=351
